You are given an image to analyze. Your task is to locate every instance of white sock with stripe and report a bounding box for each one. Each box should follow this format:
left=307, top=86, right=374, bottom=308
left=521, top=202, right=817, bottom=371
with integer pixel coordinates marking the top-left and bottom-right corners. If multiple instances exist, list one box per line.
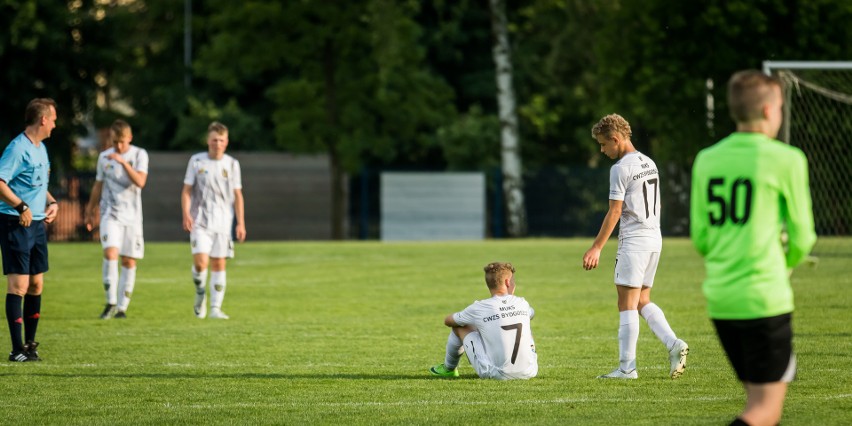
left=209, top=271, right=226, bottom=309
left=192, top=267, right=207, bottom=290
left=117, top=266, right=137, bottom=311
left=103, top=259, right=118, bottom=305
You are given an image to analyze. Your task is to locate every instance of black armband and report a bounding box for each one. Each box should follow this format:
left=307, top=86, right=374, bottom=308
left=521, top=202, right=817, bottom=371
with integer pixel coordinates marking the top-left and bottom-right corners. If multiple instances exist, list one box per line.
left=14, top=201, right=29, bottom=214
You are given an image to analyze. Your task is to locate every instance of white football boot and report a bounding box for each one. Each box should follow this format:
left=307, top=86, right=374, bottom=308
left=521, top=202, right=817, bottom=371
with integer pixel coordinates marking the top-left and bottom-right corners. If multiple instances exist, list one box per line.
left=597, top=368, right=638, bottom=379
left=669, top=339, right=689, bottom=379
left=208, top=308, right=229, bottom=320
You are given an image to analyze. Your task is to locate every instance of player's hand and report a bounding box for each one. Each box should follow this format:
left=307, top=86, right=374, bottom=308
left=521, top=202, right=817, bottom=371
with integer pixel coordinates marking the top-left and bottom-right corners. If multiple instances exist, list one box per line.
left=44, top=202, right=59, bottom=224
left=84, top=212, right=94, bottom=231
left=19, top=209, right=33, bottom=227
left=107, top=152, right=125, bottom=165
left=235, top=224, right=246, bottom=243
left=182, top=215, right=193, bottom=232
left=582, top=247, right=601, bottom=270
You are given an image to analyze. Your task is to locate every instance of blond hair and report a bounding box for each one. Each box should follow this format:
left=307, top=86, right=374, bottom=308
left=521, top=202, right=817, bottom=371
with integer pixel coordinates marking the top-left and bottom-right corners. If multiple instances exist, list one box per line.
left=727, top=70, right=782, bottom=123
left=483, top=262, right=515, bottom=289
left=208, top=121, right=228, bottom=135
left=110, top=119, right=132, bottom=139
left=591, top=113, right=632, bottom=140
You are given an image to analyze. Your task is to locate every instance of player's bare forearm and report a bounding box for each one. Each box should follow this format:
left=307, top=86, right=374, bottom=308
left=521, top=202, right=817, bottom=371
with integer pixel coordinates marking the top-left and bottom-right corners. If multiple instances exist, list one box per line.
left=44, top=191, right=59, bottom=224
left=592, top=201, right=622, bottom=250
left=234, top=190, right=245, bottom=223
left=84, top=182, right=103, bottom=230
left=233, top=189, right=246, bottom=241
left=110, top=152, right=147, bottom=188
left=583, top=200, right=621, bottom=270
left=180, top=185, right=193, bottom=232
left=85, top=182, right=102, bottom=215
left=124, top=166, right=147, bottom=189
left=444, top=314, right=460, bottom=328
left=0, top=181, right=31, bottom=227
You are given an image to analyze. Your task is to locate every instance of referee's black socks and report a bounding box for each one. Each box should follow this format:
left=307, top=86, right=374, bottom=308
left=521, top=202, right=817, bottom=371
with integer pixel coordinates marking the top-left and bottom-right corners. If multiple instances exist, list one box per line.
left=23, top=294, right=41, bottom=343
left=5, top=294, right=23, bottom=351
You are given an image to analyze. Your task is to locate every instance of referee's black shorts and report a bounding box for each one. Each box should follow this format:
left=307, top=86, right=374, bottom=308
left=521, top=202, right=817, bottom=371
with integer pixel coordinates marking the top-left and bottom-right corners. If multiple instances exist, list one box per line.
left=0, top=213, right=49, bottom=276
left=713, top=313, right=796, bottom=384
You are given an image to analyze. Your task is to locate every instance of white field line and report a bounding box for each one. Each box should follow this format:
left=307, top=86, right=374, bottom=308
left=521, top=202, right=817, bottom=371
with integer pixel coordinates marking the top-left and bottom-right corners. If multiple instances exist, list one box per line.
left=0, top=394, right=849, bottom=410
left=161, top=393, right=849, bottom=409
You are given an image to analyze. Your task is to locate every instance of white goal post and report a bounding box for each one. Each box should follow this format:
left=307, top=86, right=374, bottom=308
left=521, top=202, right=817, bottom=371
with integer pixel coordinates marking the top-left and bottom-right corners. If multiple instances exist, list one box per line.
left=763, top=60, right=852, bottom=143
left=762, top=61, right=852, bottom=237
left=763, top=60, right=852, bottom=73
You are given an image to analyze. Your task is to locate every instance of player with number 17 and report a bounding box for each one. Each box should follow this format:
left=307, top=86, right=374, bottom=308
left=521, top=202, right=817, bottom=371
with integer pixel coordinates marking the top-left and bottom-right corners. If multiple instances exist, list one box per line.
left=582, top=114, right=689, bottom=380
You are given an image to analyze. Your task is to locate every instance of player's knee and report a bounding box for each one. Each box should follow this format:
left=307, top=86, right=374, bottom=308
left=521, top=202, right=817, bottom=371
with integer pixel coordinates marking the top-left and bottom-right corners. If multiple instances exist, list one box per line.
left=453, top=325, right=475, bottom=340
left=210, top=259, right=226, bottom=271
left=194, top=260, right=208, bottom=272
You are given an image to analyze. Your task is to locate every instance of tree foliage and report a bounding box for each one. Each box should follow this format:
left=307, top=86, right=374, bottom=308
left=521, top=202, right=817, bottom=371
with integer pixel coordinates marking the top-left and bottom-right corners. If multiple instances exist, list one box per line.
left=194, top=0, right=455, bottom=169
left=0, top=0, right=126, bottom=176
left=590, top=0, right=852, bottom=163
left=3, top=0, right=852, bottom=236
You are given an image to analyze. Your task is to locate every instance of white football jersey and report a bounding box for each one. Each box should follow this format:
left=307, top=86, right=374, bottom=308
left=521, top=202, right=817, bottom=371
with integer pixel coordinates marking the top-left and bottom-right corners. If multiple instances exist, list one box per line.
left=453, top=294, right=537, bottom=379
left=95, top=145, right=149, bottom=226
left=609, top=151, right=662, bottom=252
left=184, top=153, right=242, bottom=234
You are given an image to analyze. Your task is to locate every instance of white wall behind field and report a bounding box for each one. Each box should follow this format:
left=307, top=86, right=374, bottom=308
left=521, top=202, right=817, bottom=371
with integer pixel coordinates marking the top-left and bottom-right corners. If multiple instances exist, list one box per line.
left=380, top=172, right=485, bottom=241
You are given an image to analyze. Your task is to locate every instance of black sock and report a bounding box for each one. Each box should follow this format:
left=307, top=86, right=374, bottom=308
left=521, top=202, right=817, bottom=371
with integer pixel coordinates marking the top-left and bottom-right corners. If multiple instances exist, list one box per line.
left=23, top=294, right=41, bottom=343
left=729, top=418, right=750, bottom=426
left=6, top=294, right=23, bottom=352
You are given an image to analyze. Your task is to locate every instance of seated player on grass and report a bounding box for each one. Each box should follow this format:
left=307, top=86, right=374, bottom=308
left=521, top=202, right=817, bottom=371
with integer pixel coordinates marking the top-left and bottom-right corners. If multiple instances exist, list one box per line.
left=430, top=262, right=538, bottom=380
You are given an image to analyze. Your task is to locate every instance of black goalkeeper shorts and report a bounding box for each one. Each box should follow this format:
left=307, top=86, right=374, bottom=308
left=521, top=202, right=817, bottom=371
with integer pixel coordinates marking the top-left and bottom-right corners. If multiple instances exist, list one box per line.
left=712, top=313, right=796, bottom=384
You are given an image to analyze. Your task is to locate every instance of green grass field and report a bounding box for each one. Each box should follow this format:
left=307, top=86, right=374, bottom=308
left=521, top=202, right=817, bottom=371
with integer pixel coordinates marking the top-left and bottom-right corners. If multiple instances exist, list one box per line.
left=0, top=238, right=849, bottom=425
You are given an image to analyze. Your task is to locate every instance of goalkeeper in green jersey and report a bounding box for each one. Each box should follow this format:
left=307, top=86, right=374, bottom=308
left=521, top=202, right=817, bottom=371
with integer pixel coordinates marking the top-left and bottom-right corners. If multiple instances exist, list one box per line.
left=690, top=70, right=816, bottom=426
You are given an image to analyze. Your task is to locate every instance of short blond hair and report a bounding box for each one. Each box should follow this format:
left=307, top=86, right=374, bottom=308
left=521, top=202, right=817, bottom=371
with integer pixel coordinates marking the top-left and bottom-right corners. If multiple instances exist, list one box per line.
left=483, top=262, right=515, bottom=289
left=591, top=114, right=632, bottom=140
left=208, top=121, right=228, bottom=136
left=110, top=119, right=132, bottom=139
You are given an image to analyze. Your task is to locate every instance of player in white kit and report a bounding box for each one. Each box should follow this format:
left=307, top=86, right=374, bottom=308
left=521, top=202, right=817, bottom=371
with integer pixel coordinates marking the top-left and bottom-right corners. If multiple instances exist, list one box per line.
left=181, top=122, right=246, bottom=320
left=583, top=114, right=688, bottom=379
left=85, top=119, right=148, bottom=319
left=429, top=262, right=538, bottom=380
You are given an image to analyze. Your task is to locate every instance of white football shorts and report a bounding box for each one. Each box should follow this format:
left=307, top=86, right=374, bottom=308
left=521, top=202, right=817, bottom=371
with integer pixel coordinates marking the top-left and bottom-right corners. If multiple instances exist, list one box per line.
left=190, top=228, right=234, bottom=258
left=99, top=217, right=144, bottom=259
left=614, top=251, right=660, bottom=288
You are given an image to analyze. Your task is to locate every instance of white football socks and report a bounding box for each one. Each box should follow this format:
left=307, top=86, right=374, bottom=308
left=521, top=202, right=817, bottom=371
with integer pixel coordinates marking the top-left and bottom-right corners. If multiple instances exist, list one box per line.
left=641, top=303, right=678, bottom=350
left=209, top=270, right=226, bottom=309
left=618, top=310, right=640, bottom=372
left=117, top=266, right=136, bottom=311
left=192, top=266, right=208, bottom=290
left=103, top=259, right=119, bottom=305
left=444, top=330, right=464, bottom=370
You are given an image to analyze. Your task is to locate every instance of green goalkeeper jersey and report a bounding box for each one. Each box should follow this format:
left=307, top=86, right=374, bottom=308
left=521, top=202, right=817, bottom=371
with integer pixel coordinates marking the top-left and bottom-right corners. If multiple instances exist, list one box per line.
left=690, top=132, right=816, bottom=320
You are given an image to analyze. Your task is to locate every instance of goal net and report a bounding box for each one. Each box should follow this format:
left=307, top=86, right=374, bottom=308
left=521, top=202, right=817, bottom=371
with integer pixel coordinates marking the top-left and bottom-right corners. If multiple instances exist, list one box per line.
left=763, top=61, right=852, bottom=241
